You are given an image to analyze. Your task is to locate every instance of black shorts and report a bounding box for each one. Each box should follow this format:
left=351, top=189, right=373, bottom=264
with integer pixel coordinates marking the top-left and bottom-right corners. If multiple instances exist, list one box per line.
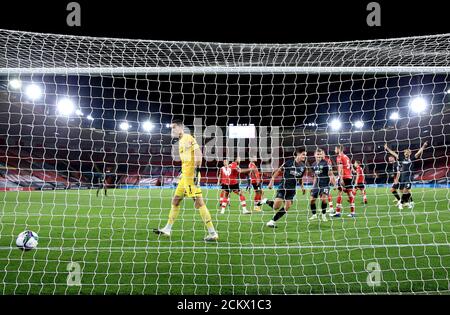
left=229, top=183, right=240, bottom=192
left=399, top=182, right=412, bottom=190
left=355, top=183, right=365, bottom=190
left=391, top=183, right=399, bottom=190
left=221, top=184, right=230, bottom=192
left=310, top=187, right=330, bottom=199
left=338, top=178, right=353, bottom=191
left=252, top=183, right=262, bottom=191
left=276, top=189, right=296, bottom=201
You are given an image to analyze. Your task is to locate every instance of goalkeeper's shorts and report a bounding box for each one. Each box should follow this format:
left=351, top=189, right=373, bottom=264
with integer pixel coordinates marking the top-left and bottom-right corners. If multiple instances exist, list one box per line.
left=175, top=176, right=202, bottom=198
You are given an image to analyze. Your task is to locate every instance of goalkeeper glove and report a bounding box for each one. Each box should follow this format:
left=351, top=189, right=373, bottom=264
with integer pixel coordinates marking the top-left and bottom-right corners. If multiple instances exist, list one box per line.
left=194, top=167, right=201, bottom=186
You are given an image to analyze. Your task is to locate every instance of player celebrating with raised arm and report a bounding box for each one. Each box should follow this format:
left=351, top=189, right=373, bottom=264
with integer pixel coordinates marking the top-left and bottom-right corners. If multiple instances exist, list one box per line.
left=257, top=148, right=307, bottom=228
left=309, top=149, right=336, bottom=222
left=384, top=141, right=428, bottom=209
left=353, top=160, right=367, bottom=204
left=153, top=119, right=218, bottom=241
left=332, top=145, right=356, bottom=218
left=387, top=155, right=401, bottom=204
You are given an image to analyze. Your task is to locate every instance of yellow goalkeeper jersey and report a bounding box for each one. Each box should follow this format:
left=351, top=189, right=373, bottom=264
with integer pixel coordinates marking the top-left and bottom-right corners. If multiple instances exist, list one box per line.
left=179, top=133, right=200, bottom=178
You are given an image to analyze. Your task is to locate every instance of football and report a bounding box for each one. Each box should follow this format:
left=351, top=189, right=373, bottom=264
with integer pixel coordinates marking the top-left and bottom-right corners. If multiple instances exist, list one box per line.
left=16, top=231, right=39, bottom=251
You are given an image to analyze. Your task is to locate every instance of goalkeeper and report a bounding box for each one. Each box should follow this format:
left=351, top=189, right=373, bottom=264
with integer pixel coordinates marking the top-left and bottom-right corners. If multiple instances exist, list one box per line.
left=153, top=119, right=218, bottom=241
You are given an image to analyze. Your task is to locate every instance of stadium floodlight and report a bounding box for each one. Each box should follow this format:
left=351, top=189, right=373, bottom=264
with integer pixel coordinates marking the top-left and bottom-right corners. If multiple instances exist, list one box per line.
left=75, top=109, right=83, bottom=116
left=119, top=122, right=131, bottom=131
left=410, top=97, right=428, bottom=113
left=354, top=120, right=364, bottom=129
left=56, top=98, right=75, bottom=116
left=389, top=112, right=400, bottom=120
left=329, top=118, right=342, bottom=131
left=25, top=84, right=42, bottom=100
left=86, top=114, right=94, bottom=121
left=446, top=88, right=450, bottom=94
left=142, top=121, right=154, bottom=132
left=165, top=123, right=171, bottom=128
left=8, top=79, right=22, bottom=89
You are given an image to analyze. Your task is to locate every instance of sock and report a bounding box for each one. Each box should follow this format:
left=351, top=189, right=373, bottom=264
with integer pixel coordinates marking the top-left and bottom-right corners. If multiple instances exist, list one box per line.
left=254, top=193, right=261, bottom=203
left=239, top=194, right=247, bottom=211
left=272, top=208, right=286, bottom=222
left=336, top=195, right=342, bottom=213
left=405, top=193, right=411, bottom=204
left=165, top=204, right=180, bottom=231
left=392, top=190, right=401, bottom=201
left=348, top=191, right=355, bottom=214
left=221, top=198, right=228, bottom=211
left=321, top=201, right=327, bottom=214
left=199, top=205, right=216, bottom=234
left=328, top=194, right=334, bottom=209
left=311, top=202, right=317, bottom=215
left=266, top=200, right=274, bottom=208
left=219, top=191, right=225, bottom=205
left=401, top=193, right=410, bottom=204
left=363, top=190, right=367, bottom=202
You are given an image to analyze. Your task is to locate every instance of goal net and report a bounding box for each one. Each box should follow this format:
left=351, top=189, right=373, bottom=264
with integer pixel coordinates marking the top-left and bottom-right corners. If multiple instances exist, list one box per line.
left=0, top=29, right=449, bottom=294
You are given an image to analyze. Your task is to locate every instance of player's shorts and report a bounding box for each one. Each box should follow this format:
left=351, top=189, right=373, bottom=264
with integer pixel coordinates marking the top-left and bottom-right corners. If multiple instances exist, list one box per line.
left=338, top=178, right=353, bottom=191
left=252, top=183, right=262, bottom=191
left=175, top=176, right=202, bottom=198
left=310, top=186, right=330, bottom=199
left=391, top=183, right=400, bottom=190
left=228, top=183, right=240, bottom=192
left=399, top=182, right=412, bottom=190
left=276, top=188, right=296, bottom=201
left=354, top=183, right=365, bottom=190
left=221, top=184, right=230, bottom=192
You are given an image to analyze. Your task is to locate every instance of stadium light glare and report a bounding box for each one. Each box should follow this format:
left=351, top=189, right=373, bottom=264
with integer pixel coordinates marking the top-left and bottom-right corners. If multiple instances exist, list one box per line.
left=354, top=120, right=364, bottom=129
left=75, top=109, right=83, bottom=116
left=165, top=123, right=171, bottom=128
left=329, top=118, right=342, bottom=131
left=56, top=98, right=75, bottom=116
left=446, top=88, right=450, bottom=94
left=142, top=121, right=154, bottom=132
left=9, top=79, right=22, bottom=89
left=86, top=114, right=94, bottom=121
left=410, top=97, right=427, bottom=113
left=389, top=112, right=400, bottom=120
left=25, top=84, right=42, bottom=100
left=119, top=122, right=131, bottom=131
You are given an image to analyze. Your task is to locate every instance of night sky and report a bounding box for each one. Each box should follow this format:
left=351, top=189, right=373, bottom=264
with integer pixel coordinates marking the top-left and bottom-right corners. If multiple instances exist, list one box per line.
left=0, top=0, right=449, bottom=43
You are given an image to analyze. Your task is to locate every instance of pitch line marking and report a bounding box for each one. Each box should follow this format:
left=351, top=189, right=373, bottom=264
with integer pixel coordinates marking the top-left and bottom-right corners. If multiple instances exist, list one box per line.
left=0, top=243, right=449, bottom=251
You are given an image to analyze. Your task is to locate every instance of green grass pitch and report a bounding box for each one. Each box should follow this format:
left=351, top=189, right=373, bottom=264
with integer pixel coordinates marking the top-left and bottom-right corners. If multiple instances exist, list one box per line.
left=0, top=187, right=449, bottom=294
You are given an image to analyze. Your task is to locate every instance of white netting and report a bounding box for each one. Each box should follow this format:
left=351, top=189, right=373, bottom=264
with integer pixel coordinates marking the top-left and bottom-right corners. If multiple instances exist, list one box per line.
left=0, top=29, right=449, bottom=295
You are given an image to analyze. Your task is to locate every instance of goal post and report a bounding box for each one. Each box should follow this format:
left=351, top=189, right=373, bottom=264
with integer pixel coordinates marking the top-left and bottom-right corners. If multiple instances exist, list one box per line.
left=0, top=29, right=449, bottom=295
left=2, top=66, right=450, bottom=74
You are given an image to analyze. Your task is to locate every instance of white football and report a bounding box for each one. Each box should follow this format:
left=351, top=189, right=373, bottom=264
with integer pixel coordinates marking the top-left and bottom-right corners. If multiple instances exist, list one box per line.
left=16, top=231, right=39, bottom=250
